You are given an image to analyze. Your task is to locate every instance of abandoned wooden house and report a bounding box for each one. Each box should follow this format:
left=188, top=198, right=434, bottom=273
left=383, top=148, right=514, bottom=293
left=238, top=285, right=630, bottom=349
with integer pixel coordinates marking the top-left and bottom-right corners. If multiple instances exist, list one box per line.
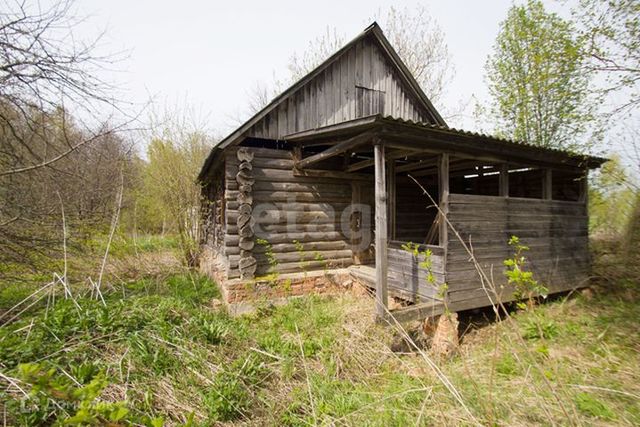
left=198, top=23, right=605, bottom=318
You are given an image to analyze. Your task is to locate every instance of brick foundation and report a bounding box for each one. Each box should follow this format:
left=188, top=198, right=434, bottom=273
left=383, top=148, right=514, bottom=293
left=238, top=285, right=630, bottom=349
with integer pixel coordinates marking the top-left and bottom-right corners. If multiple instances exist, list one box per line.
left=199, top=247, right=352, bottom=314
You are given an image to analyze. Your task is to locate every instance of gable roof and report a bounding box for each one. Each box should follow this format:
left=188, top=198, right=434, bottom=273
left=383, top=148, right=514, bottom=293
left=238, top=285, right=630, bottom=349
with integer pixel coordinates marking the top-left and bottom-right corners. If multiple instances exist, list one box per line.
left=216, top=22, right=446, bottom=151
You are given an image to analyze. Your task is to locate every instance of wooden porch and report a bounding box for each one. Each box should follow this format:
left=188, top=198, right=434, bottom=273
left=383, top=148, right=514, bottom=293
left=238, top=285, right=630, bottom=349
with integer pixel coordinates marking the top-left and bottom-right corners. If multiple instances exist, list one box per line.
left=289, top=115, right=602, bottom=320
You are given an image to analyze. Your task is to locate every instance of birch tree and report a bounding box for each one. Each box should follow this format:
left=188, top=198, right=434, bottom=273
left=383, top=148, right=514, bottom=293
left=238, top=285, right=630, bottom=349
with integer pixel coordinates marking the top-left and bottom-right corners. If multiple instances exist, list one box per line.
left=486, top=0, right=597, bottom=151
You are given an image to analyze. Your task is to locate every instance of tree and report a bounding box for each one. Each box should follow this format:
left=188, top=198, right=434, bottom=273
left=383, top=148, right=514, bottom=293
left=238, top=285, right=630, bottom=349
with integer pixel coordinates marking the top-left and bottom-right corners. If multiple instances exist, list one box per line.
left=486, top=0, right=597, bottom=151
left=0, top=108, right=137, bottom=274
left=141, top=112, right=213, bottom=266
left=572, top=0, right=640, bottom=115
left=0, top=0, right=134, bottom=275
left=379, top=6, right=454, bottom=108
left=248, top=5, right=454, bottom=114
left=589, top=155, right=636, bottom=236
left=0, top=0, right=130, bottom=177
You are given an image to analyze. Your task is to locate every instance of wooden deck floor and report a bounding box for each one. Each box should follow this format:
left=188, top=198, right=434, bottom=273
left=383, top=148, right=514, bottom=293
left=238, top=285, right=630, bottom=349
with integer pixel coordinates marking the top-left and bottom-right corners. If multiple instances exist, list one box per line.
left=348, top=264, right=445, bottom=322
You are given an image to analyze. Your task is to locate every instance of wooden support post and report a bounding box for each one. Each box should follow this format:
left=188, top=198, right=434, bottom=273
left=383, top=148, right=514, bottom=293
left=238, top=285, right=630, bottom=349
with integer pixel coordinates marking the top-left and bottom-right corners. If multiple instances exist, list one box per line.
left=579, top=168, right=589, bottom=204
left=387, top=158, right=396, bottom=240
left=351, top=182, right=362, bottom=264
left=500, top=164, right=509, bottom=197
left=438, top=154, right=449, bottom=248
left=543, top=169, right=553, bottom=200
left=374, top=142, right=388, bottom=318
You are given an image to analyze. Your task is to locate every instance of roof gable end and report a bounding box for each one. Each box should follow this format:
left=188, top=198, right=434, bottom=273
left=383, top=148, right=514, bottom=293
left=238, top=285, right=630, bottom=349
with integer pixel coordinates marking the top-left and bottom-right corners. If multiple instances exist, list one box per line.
left=217, top=22, right=446, bottom=150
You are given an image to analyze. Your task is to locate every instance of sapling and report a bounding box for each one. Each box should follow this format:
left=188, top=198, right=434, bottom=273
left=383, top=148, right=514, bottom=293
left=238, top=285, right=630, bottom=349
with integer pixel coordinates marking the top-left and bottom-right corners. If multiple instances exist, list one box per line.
left=503, top=235, right=548, bottom=310
left=401, top=242, right=449, bottom=311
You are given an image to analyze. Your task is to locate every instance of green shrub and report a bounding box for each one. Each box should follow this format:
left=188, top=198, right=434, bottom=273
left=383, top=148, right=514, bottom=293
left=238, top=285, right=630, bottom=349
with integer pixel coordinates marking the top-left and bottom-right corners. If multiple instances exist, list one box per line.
left=13, top=363, right=162, bottom=426
left=504, top=235, right=548, bottom=309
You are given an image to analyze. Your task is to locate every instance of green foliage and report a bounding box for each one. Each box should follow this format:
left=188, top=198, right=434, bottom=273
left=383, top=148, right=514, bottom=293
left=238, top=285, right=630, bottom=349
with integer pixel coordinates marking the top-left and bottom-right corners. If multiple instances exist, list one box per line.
left=574, top=392, right=616, bottom=420
left=504, top=235, right=548, bottom=309
left=401, top=242, right=448, bottom=306
left=624, top=192, right=640, bottom=263
left=522, top=317, right=559, bottom=340
left=139, top=117, right=213, bottom=265
left=204, top=371, right=249, bottom=421
left=256, top=238, right=278, bottom=273
left=105, top=233, right=180, bottom=259
left=589, top=155, right=637, bottom=235
left=495, top=353, right=518, bottom=376
left=293, top=239, right=309, bottom=273
left=486, top=0, right=597, bottom=151
left=13, top=363, right=161, bottom=426
left=203, top=355, right=267, bottom=422
left=314, top=250, right=328, bottom=274
left=573, top=0, right=640, bottom=113
left=3, top=239, right=640, bottom=425
left=254, top=238, right=282, bottom=287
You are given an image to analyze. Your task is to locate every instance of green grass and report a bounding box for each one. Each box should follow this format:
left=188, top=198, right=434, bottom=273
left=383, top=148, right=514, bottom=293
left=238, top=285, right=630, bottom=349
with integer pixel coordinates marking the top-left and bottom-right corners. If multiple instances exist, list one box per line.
left=1, top=237, right=639, bottom=425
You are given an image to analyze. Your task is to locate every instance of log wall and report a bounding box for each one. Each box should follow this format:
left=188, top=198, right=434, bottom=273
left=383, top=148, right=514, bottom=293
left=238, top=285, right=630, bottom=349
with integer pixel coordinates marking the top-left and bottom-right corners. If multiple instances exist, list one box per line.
left=445, top=194, right=589, bottom=310
left=201, top=167, right=225, bottom=250
left=224, top=147, right=354, bottom=278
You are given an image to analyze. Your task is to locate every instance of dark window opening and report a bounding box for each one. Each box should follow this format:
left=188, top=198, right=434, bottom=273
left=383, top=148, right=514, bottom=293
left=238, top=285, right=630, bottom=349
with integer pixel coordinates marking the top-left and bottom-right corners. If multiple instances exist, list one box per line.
left=394, top=174, right=440, bottom=245
left=508, top=168, right=543, bottom=199
left=242, top=137, right=293, bottom=151
left=552, top=170, right=583, bottom=201
left=450, top=163, right=500, bottom=196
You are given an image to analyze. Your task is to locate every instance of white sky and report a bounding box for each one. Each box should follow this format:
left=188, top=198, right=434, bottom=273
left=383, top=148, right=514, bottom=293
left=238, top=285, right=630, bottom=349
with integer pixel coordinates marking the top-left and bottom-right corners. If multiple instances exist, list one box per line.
left=70, top=0, right=634, bottom=163
left=73, top=1, right=533, bottom=130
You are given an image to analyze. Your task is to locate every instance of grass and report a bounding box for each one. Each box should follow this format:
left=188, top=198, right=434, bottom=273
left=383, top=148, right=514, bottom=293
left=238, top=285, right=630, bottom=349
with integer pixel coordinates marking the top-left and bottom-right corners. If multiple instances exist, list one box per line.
left=1, top=235, right=639, bottom=425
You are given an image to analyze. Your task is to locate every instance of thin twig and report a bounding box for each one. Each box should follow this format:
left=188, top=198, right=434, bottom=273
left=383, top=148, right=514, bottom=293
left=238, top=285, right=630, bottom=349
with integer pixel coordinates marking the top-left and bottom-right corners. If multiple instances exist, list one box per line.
left=96, top=167, right=124, bottom=301
left=295, top=323, right=317, bottom=426
left=407, top=173, right=576, bottom=424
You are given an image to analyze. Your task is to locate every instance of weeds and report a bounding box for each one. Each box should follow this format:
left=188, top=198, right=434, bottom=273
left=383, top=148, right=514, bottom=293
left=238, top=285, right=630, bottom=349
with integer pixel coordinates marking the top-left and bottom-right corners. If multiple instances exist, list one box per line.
left=1, top=235, right=639, bottom=425
left=504, top=235, right=549, bottom=309
left=401, top=242, right=449, bottom=308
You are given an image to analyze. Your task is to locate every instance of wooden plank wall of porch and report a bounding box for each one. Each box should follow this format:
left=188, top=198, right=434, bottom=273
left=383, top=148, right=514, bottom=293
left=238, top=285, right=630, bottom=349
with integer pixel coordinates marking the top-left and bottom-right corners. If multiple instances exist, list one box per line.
left=292, top=126, right=591, bottom=323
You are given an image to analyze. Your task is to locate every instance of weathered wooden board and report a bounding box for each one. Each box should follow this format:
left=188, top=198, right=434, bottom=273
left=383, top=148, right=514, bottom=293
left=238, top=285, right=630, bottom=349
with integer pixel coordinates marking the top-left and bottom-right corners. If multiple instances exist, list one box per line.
left=243, top=36, right=433, bottom=141
left=445, top=194, right=590, bottom=303
left=386, top=246, right=446, bottom=302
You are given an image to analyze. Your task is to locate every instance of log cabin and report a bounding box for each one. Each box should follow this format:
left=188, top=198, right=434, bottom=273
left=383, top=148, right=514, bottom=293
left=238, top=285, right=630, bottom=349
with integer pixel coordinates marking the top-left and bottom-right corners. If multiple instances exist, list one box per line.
left=198, top=23, right=606, bottom=318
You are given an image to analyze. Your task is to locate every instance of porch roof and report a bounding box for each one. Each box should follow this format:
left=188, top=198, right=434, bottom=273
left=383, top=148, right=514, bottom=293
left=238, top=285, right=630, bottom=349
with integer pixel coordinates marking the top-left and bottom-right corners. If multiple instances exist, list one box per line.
left=286, top=115, right=607, bottom=171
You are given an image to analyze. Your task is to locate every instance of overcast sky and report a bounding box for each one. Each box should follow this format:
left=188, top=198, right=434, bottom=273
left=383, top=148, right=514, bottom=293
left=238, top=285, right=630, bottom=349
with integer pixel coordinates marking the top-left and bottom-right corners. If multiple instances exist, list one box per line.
left=72, top=1, right=552, bottom=129
left=69, top=0, right=634, bottom=162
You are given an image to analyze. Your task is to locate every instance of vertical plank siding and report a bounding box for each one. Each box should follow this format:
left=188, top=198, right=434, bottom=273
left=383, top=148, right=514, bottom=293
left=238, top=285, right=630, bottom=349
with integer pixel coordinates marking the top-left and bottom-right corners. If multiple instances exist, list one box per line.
left=445, top=194, right=590, bottom=308
left=246, top=37, right=433, bottom=140
left=223, top=147, right=355, bottom=278
left=387, top=244, right=445, bottom=302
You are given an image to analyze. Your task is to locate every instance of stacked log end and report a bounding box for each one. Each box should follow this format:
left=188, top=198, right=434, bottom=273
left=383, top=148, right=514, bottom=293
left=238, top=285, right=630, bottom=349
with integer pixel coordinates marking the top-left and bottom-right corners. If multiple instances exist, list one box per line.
left=236, top=147, right=257, bottom=279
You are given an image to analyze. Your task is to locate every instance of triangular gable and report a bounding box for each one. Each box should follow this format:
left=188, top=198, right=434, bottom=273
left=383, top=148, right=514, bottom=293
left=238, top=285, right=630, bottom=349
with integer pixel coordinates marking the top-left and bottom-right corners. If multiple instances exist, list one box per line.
left=217, top=22, right=446, bottom=149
